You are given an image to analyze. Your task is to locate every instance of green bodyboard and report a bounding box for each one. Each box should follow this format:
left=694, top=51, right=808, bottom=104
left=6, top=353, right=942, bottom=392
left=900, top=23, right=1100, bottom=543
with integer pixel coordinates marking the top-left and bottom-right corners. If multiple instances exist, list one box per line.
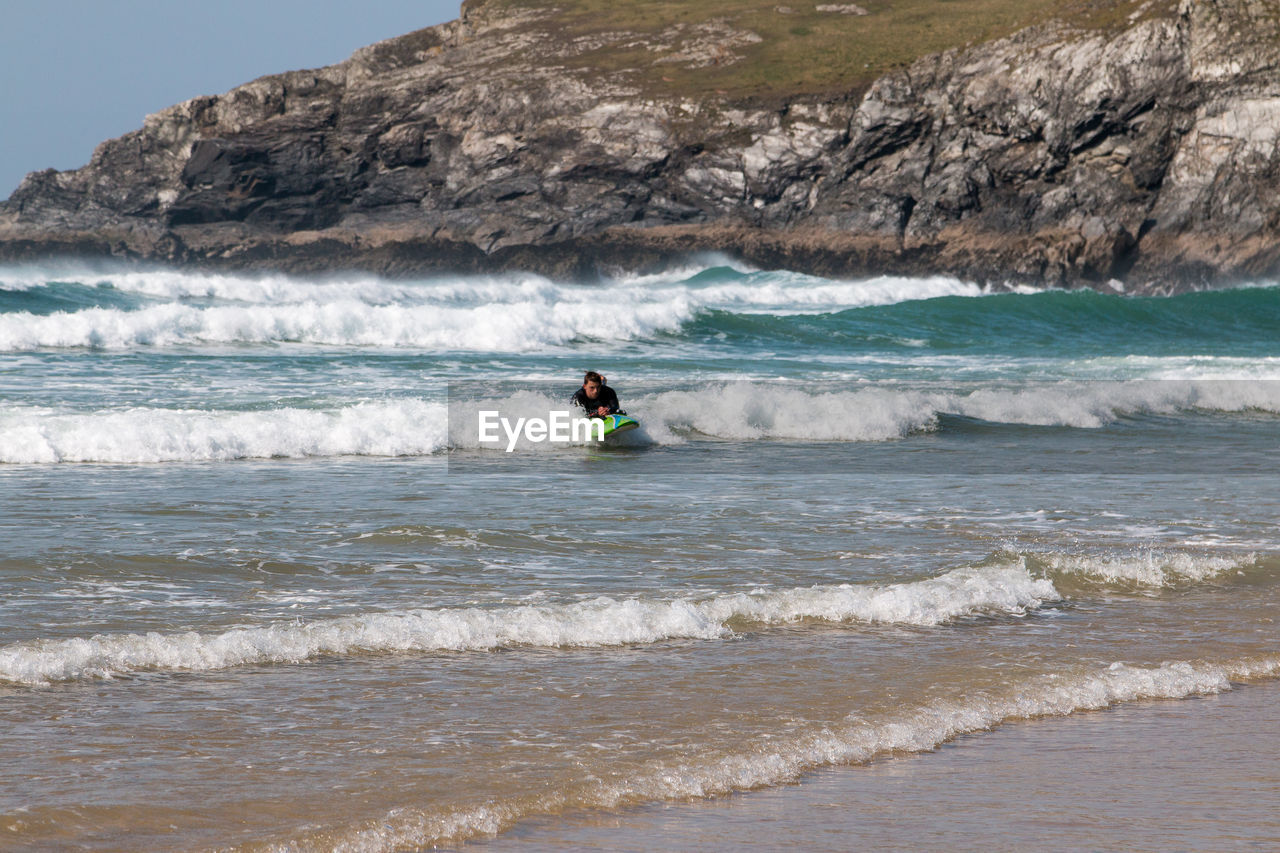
left=599, top=414, right=639, bottom=438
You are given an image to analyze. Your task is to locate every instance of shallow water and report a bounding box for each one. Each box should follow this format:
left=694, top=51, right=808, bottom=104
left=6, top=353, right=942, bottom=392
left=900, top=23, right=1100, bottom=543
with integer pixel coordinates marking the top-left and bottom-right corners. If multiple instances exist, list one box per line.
left=481, top=680, right=1280, bottom=852
left=1, top=261, right=1278, bottom=850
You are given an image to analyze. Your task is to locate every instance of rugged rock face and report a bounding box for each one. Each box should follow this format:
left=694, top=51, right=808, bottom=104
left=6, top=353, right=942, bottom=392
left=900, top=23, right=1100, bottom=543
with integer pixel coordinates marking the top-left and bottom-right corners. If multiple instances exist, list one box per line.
left=3, top=0, right=1280, bottom=290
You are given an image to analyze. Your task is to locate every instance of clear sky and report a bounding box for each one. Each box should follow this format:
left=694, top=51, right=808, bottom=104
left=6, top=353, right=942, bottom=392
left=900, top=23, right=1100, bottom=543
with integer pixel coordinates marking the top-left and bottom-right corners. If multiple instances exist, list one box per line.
left=0, top=0, right=462, bottom=198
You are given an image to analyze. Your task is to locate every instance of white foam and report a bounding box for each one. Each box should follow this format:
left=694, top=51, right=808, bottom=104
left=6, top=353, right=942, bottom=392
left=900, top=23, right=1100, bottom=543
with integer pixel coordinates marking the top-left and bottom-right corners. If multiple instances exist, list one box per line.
left=701, top=564, right=1053, bottom=626
left=0, top=564, right=1056, bottom=685
left=13, top=378, right=1277, bottom=464
left=1094, top=355, right=1280, bottom=381
left=625, top=380, right=1280, bottom=444
left=0, top=264, right=554, bottom=304
left=634, top=384, right=940, bottom=442
left=9, top=378, right=1280, bottom=464
left=0, top=400, right=448, bottom=464
left=282, top=655, right=1280, bottom=850
left=661, top=272, right=986, bottom=315
left=949, top=381, right=1280, bottom=426
left=0, top=264, right=993, bottom=351
left=0, top=299, right=694, bottom=351
left=0, top=263, right=982, bottom=310
left=1038, top=550, right=1256, bottom=587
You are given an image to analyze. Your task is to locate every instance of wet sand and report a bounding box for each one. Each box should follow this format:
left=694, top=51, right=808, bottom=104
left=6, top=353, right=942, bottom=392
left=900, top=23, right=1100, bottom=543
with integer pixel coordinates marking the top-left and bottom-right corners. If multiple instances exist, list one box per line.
left=476, top=679, right=1280, bottom=851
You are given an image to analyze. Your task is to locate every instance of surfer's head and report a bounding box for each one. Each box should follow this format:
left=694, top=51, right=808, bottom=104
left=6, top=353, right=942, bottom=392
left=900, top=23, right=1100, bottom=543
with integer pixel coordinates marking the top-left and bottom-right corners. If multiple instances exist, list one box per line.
left=582, top=371, right=606, bottom=399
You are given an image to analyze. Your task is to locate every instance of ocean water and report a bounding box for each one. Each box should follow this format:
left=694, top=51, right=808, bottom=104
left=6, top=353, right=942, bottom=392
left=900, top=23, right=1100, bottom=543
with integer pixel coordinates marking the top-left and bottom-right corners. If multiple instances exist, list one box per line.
left=1, top=260, right=1277, bottom=850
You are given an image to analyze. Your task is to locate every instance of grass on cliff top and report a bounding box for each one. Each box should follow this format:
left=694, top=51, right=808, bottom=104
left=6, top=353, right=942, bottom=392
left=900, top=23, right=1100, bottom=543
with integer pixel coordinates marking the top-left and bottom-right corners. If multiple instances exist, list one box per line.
left=481, top=0, right=1177, bottom=102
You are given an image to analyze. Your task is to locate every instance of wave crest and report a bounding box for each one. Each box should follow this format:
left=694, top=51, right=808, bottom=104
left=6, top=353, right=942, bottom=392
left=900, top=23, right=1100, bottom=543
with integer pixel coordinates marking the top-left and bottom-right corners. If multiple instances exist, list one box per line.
left=631, top=380, right=1280, bottom=444
left=8, top=379, right=1279, bottom=464
left=0, top=564, right=1056, bottom=685
left=0, top=401, right=447, bottom=464
left=0, top=266, right=984, bottom=352
left=1032, top=549, right=1259, bottom=588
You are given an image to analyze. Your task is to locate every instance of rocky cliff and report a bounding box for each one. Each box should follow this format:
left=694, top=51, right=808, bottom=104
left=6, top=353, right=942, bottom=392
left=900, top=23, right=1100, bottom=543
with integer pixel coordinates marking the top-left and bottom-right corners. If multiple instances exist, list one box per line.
left=4, top=0, right=1280, bottom=291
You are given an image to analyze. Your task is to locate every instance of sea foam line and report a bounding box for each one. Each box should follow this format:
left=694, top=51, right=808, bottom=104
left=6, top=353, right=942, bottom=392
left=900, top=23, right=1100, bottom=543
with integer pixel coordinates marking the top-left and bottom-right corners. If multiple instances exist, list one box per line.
left=8, top=378, right=1280, bottom=464
left=0, top=267, right=987, bottom=352
left=0, top=401, right=448, bottom=464
left=0, top=263, right=979, bottom=311
left=0, top=564, right=1055, bottom=685
left=447, top=379, right=1280, bottom=451
left=269, top=654, right=1280, bottom=850
left=618, top=380, right=1280, bottom=447
left=138, top=384, right=1245, bottom=458
left=0, top=299, right=694, bottom=351
left=1035, top=549, right=1259, bottom=587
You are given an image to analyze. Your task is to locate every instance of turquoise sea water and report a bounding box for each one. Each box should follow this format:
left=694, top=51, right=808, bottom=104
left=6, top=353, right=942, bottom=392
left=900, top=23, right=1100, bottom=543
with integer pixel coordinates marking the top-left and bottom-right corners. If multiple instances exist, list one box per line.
left=1, top=261, right=1278, bottom=849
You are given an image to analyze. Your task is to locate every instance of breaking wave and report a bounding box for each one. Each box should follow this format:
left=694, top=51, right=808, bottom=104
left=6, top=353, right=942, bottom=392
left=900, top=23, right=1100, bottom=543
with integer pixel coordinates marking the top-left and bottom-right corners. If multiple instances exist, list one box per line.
left=633, top=380, right=1280, bottom=442
left=1033, top=549, right=1261, bottom=588
left=0, top=264, right=981, bottom=310
left=6, top=378, right=1278, bottom=463
left=459, top=380, right=1280, bottom=449
left=3, top=264, right=1279, bottom=364
left=0, top=264, right=981, bottom=351
left=0, top=299, right=694, bottom=351
left=0, top=401, right=448, bottom=464
left=0, top=564, right=1055, bottom=685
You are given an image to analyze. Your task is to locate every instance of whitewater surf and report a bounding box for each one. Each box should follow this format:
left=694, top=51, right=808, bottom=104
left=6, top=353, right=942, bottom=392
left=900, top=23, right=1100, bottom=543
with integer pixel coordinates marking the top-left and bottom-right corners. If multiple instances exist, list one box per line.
left=3, top=261, right=1278, bottom=851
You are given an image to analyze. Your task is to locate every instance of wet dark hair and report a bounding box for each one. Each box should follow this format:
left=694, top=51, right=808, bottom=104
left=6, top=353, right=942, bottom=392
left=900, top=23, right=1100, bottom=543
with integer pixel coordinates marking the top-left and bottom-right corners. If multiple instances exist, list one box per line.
left=583, top=370, right=606, bottom=385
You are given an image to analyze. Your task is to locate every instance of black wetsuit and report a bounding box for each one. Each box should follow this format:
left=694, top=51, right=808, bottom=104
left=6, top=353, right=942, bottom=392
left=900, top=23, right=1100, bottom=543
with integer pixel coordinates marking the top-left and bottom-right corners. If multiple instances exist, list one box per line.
left=572, top=385, right=622, bottom=417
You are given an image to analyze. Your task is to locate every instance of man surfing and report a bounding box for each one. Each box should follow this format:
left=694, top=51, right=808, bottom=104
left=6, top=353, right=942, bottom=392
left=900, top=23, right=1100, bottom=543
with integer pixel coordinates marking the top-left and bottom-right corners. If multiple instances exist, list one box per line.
left=572, top=371, right=640, bottom=440
left=572, top=370, right=623, bottom=417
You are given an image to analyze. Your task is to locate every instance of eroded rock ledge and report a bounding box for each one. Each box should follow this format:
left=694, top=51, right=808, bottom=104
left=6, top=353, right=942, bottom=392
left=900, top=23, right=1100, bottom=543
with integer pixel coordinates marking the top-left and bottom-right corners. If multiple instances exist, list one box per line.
left=4, top=0, right=1280, bottom=292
